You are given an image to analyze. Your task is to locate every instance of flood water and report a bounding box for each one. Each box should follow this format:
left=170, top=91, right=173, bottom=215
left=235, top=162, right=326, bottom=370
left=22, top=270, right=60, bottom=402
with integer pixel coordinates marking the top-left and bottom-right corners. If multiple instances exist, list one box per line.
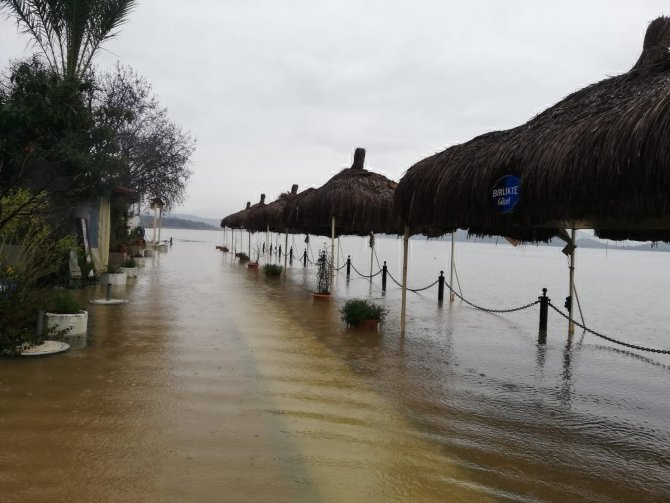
left=1, top=228, right=669, bottom=502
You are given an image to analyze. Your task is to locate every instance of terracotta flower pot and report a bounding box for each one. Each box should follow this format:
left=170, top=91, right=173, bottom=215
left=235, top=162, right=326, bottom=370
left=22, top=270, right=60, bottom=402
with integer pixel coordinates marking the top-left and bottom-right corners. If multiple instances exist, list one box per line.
left=248, top=262, right=259, bottom=269
left=313, top=293, right=332, bottom=300
left=356, top=319, right=379, bottom=330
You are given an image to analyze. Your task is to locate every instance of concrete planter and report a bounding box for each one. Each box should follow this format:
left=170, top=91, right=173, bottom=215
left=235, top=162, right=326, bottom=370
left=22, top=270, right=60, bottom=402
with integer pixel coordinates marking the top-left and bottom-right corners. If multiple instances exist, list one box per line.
left=100, top=272, right=126, bottom=286
left=121, top=266, right=138, bottom=278
left=45, top=310, right=88, bottom=337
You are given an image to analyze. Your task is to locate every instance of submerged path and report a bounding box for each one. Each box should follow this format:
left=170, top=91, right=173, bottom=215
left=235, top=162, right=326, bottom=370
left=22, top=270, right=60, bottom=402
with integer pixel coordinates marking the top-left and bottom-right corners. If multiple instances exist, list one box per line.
left=1, top=235, right=669, bottom=502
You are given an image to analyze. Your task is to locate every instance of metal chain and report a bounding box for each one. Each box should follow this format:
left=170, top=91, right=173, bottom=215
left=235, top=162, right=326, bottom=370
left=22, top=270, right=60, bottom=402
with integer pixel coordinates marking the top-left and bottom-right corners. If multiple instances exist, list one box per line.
left=385, top=269, right=438, bottom=293
left=335, top=261, right=348, bottom=271
left=350, top=262, right=382, bottom=278
left=548, top=303, right=670, bottom=354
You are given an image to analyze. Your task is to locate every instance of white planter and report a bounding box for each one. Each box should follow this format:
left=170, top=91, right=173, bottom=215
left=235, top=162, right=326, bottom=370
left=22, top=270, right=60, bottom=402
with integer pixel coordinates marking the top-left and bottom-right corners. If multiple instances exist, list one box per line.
left=100, top=272, right=127, bottom=286
left=121, top=266, right=138, bottom=278
left=45, top=311, right=88, bottom=337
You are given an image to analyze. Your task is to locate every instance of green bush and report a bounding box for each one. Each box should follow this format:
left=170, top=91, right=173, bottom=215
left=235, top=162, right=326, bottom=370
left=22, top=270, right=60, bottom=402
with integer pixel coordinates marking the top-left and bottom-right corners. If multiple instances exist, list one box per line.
left=235, top=252, right=249, bottom=261
left=121, top=258, right=136, bottom=268
left=47, top=291, right=82, bottom=314
left=339, top=298, right=387, bottom=326
left=106, top=264, right=121, bottom=274
left=263, top=264, right=283, bottom=277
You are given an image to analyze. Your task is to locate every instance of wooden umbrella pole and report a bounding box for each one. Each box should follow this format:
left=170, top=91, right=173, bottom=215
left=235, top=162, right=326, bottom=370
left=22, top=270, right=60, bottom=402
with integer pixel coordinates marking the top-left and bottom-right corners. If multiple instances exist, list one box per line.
left=400, top=225, right=410, bottom=333
left=330, top=216, right=336, bottom=287
left=152, top=206, right=157, bottom=244
left=369, top=233, right=374, bottom=283
left=568, top=228, right=576, bottom=335
left=248, top=230, right=251, bottom=257
left=284, top=231, right=288, bottom=273
left=266, top=225, right=269, bottom=262
left=157, top=207, right=163, bottom=243
left=337, top=237, right=340, bottom=271
left=450, top=232, right=456, bottom=302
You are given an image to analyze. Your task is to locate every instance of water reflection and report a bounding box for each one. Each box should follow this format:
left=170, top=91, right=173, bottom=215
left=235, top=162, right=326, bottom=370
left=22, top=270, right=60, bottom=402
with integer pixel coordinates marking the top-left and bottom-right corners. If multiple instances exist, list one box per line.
left=1, top=233, right=669, bottom=502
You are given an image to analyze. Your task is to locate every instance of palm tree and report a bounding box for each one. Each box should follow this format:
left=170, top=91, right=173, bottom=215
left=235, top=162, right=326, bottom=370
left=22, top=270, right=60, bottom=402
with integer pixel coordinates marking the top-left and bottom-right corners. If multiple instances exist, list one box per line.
left=0, top=0, right=136, bottom=79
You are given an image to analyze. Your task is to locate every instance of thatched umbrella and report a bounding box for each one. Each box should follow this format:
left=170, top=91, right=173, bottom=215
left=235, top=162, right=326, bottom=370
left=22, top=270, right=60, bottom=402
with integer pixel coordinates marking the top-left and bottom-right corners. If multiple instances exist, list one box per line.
left=284, top=147, right=401, bottom=289
left=395, top=16, right=670, bottom=332
left=247, top=185, right=301, bottom=270
left=221, top=201, right=250, bottom=254
left=239, top=194, right=267, bottom=258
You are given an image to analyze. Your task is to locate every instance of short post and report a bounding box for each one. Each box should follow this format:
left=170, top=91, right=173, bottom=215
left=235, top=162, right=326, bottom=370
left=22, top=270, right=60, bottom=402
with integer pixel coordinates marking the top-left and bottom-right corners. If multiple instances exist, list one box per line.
left=303, top=249, right=307, bottom=267
left=289, top=247, right=293, bottom=264
left=270, top=244, right=273, bottom=256
left=36, top=308, right=44, bottom=336
left=262, top=242, right=265, bottom=254
left=438, top=270, right=445, bottom=302
left=346, top=255, right=351, bottom=278
left=382, top=261, right=387, bottom=292
left=278, top=244, right=282, bottom=258
left=538, top=288, right=549, bottom=343
left=106, top=283, right=112, bottom=302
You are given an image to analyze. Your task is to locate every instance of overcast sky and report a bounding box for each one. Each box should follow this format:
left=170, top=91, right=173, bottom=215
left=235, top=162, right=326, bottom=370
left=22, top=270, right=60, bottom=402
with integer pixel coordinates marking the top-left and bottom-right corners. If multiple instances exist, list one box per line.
left=0, top=1, right=667, bottom=218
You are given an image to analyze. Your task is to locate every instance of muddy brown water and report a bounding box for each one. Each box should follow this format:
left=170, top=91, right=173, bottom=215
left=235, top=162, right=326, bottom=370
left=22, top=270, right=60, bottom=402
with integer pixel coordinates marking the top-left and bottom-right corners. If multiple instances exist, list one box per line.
left=1, top=230, right=669, bottom=502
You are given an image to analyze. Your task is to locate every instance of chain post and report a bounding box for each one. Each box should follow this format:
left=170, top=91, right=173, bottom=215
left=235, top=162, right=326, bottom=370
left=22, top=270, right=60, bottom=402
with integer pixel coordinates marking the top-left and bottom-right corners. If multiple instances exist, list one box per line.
left=303, top=249, right=307, bottom=267
left=106, top=282, right=112, bottom=301
left=278, top=244, right=282, bottom=259
left=346, top=255, right=351, bottom=278
left=539, top=288, right=549, bottom=343
left=438, top=270, right=445, bottom=302
left=382, top=261, right=387, bottom=292
left=289, top=247, right=293, bottom=264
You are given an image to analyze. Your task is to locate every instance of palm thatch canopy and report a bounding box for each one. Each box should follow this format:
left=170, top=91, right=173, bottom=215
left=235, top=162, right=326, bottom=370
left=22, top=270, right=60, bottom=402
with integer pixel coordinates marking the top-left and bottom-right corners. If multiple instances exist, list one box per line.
left=395, top=16, right=670, bottom=241
left=221, top=201, right=250, bottom=229
left=284, top=148, right=401, bottom=236
left=247, top=184, right=300, bottom=232
left=240, top=194, right=267, bottom=232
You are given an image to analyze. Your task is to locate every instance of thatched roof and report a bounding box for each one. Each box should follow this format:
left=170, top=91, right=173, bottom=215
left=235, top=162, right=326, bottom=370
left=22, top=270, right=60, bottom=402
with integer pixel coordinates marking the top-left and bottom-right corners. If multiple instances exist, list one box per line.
left=221, top=201, right=250, bottom=229
left=240, top=194, right=267, bottom=232
left=283, top=148, right=402, bottom=236
left=246, top=184, right=300, bottom=232
left=395, top=16, right=670, bottom=241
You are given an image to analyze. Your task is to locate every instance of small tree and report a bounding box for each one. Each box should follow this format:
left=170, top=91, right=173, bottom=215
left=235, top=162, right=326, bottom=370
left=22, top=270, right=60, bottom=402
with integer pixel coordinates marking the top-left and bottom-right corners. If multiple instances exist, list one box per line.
left=316, top=246, right=331, bottom=295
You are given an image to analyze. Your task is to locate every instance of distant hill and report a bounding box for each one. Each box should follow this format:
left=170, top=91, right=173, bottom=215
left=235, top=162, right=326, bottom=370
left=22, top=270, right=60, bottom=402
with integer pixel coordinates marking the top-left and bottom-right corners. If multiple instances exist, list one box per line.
left=170, top=213, right=221, bottom=227
left=140, top=214, right=218, bottom=230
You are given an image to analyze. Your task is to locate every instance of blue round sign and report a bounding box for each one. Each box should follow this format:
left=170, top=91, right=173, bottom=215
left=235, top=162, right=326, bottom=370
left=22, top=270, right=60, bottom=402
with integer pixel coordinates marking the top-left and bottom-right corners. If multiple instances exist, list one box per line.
left=491, top=175, right=521, bottom=214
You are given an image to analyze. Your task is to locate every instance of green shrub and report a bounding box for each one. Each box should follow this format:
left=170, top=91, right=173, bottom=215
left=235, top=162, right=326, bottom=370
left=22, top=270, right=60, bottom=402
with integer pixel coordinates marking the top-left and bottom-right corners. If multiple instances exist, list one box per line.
left=235, top=252, right=249, bottom=261
left=263, top=264, right=283, bottom=277
left=106, top=264, right=121, bottom=274
left=339, top=298, right=387, bottom=326
left=121, top=258, right=136, bottom=268
left=47, top=291, right=82, bottom=314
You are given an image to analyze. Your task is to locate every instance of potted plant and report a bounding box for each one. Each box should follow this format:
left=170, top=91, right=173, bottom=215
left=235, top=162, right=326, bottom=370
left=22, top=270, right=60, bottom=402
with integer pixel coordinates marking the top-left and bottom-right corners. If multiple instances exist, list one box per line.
left=313, top=247, right=331, bottom=300
left=248, top=245, right=261, bottom=268
left=44, top=291, right=88, bottom=337
left=263, top=264, right=282, bottom=277
left=120, top=257, right=138, bottom=278
left=100, top=263, right=126, bottom=286
left=339, top=298, right=387, bottom=330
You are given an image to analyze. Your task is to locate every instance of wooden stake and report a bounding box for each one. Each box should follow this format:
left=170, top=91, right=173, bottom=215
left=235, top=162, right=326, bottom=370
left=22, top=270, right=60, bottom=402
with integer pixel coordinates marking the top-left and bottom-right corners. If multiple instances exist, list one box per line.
left=450, top=232, right=456, bottom=302
left=568, top=228, right=576, bottom=335
left=400, top=225, right=410, bottom=333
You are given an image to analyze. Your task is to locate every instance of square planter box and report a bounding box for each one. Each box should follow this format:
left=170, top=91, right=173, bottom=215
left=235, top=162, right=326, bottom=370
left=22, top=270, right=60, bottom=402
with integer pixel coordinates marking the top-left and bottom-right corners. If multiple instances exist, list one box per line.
left=121, top=266, right=138, bottom=278
left=100, top=272, right=127, bottom=286
left=45, top=311, right=88, bottom=337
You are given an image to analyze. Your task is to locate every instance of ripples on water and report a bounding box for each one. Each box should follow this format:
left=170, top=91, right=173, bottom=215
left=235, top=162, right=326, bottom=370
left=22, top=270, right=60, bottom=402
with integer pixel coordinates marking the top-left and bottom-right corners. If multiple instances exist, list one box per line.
left=1, top=229, right=669, bottom=502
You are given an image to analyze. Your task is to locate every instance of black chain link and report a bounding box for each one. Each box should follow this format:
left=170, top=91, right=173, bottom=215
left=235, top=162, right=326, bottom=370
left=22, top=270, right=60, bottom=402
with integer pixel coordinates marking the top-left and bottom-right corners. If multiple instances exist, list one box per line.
left=548, top=302, right=670, bottom=354
left=385, top=269, right=438, bottom=293
left=350, top=262, right=382, bottom=278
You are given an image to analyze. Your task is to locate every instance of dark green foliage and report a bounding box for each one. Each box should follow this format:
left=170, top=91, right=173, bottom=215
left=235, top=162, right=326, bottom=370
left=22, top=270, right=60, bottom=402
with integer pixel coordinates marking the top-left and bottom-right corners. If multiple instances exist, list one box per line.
left=121, top=258, right=136, bottom=268
left=106, top=264, right=121, bottom=274
left=263, top=264, right=282, bottom=277
left=339, top=298, right=387, bottom=326
left=235, top=252, right=249, bottom=261
left=46, top=291, right=82, bottom=314
left=0, top=58, right=123, bottom=232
